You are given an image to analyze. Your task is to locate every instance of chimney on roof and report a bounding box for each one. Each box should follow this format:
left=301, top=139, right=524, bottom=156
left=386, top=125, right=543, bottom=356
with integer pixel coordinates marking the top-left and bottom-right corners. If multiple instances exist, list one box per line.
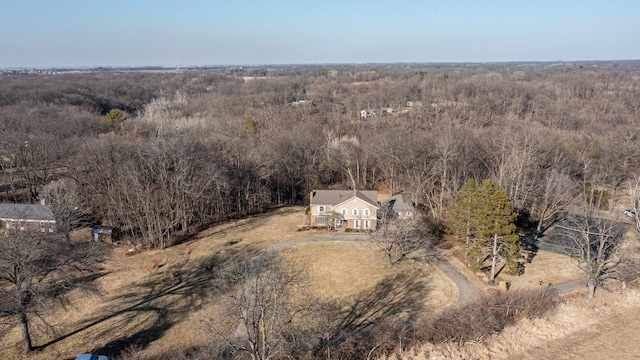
left=40, top=198, right=46, bottom=206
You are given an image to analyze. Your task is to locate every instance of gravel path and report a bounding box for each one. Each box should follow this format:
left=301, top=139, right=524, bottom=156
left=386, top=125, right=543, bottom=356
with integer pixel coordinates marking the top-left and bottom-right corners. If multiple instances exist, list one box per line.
left=423, top=242, right=479, bottom=306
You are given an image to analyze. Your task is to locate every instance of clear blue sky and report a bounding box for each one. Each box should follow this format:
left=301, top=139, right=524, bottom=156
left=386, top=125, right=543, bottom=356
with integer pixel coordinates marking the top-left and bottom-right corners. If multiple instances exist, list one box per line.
left=1, top=0, right=638, bottom=67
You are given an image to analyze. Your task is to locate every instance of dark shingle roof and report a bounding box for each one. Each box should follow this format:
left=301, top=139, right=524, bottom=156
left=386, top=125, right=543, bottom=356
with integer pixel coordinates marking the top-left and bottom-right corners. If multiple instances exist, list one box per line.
left=0, top=203, right=56, bottom=222
left=311, top=190, right=378, bottom=208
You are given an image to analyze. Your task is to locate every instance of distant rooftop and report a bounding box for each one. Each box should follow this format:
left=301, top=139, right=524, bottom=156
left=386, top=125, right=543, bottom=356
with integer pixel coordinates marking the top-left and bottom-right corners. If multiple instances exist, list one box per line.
left=0, top=203, right=55, bottom=222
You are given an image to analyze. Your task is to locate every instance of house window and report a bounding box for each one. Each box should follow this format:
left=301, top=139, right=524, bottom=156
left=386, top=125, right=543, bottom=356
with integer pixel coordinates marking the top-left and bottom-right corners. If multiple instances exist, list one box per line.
left=19, top=221, right=24, bottom=231
left=317, top=215, right=328, bottom=225
left=364, top=220, right=370, bottom=229
left=364, top=209, right=370, bottom=216
left=341, top=208, right=347, bottom=215
left=318, top=205, right=325, bottom=212
left=39, top=222, right=46, bottom=232
left=352, top=209, right=359, bottom=216
left=354, top=220, right=360, bottom=229
left=335, top=219, right=343, bottom=228
left=49, top=223, right=54, bottom=232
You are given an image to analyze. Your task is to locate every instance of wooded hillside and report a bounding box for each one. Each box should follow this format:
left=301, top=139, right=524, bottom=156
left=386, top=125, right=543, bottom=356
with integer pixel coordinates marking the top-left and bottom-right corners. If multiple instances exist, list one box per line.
left=1, top=62, right=639, bottom=248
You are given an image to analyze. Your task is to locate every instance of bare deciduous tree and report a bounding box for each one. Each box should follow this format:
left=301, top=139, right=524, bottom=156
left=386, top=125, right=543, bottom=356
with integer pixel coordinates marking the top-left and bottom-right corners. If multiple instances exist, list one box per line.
left=372, top=206, right=428, bottom=266
left=628, top=176, right=640, bottom=233
left=559, top=211, right=626, bottom=299
left=0, top=230, right=102, bottom=353
left=213, top=252, right=310, bottom=360
left=39, top=177, right=85, bottom=244
left=531, top=169, right=576, bottom=236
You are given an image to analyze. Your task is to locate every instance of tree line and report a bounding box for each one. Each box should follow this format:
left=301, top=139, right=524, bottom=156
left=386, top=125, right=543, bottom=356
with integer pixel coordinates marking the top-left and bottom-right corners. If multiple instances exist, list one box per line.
left=0, top=63, right=639, bottom=249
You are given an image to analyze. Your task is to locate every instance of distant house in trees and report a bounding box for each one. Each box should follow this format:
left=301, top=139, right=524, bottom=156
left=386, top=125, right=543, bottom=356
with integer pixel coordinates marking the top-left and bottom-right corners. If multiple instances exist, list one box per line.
left=0, top=203, right=56, bottom=232
left=388, top=194, right=416, bottom=220
left=309, top=190, right=379, bottom=230
left=406, top=100, right=422, bottom=107
left=291, top=100, right=313, bottom=107
left=381, top=107, right=393, bottom=115
left=360, top=109, right=377, bottom=119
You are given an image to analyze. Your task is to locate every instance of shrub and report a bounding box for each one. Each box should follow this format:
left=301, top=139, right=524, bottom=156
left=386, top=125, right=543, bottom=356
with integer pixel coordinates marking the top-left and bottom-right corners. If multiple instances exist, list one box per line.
left=414, top=288, right=559, bottom=345
left=223, top=238, right=241, bottom=246
left=318, top=289, right=559, bottom=359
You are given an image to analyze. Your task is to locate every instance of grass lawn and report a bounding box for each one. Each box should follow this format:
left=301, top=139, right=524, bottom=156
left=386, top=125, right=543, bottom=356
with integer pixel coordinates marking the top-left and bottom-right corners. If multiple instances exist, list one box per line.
left=500, top=250, right=584, bottom=290
left=0, top=206, right=456, bottom=359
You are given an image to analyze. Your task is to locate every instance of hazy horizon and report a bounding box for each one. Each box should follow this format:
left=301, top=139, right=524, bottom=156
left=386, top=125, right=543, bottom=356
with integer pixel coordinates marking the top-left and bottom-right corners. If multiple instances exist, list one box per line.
left=2, top=0, right=639, bottom=68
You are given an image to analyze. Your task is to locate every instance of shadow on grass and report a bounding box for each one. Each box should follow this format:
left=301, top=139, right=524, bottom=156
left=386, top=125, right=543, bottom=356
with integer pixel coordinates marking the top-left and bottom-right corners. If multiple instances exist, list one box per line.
left=316, top=271, right=430, bottom=354
left=37, top=244, right=257, bottom=358
left=210, top=207, right=302, bottom=236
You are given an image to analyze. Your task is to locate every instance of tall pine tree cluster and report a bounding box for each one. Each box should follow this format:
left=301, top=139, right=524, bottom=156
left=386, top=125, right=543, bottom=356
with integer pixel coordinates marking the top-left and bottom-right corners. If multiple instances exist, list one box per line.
left=449, top=179, right=520, bottom=281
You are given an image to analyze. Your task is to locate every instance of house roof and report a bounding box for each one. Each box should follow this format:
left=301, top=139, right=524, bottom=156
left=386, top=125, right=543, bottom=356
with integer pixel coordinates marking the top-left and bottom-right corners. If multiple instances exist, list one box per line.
left=92, top=225, right=114, bottom=235
left=311, top=190, right=378, bottom=208
left=389, top=194, right=414, bottom=211
left=0, top=203, right=56, bottom=222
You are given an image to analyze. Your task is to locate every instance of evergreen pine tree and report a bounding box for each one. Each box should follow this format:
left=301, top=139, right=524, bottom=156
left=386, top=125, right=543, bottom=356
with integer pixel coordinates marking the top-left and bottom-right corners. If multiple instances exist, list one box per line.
left=448, top=179, right=482, bottom=257
left=481, top=179, right=520, bottom=281
left=449, top=178, right=520, bottom=280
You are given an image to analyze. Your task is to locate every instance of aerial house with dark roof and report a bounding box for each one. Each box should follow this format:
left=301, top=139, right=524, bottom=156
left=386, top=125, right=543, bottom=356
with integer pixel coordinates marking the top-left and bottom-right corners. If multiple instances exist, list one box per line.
left=309, top=190, right=379, bottom=230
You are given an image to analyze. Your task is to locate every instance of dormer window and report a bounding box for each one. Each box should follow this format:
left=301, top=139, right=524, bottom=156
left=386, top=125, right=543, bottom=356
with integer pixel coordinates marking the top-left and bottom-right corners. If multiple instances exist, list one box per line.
left=318, top=205, right=325, bottom=212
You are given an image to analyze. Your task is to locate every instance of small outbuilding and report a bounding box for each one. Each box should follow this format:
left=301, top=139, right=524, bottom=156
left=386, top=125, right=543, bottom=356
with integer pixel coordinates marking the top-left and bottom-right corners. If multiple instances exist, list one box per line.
left=389, top=194, right=416, bottom=220
left=91, top=225, right=115, bottom=243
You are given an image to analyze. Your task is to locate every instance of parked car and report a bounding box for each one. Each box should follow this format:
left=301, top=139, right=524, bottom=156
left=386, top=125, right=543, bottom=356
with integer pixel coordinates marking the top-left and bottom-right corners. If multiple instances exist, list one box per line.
left=624, top=210, right=636, bottom=218
left=75, top=354, right=108, bottom=360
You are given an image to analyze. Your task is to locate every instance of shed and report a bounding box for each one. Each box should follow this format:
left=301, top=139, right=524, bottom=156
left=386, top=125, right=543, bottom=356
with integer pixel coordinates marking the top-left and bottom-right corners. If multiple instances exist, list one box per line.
left=91, top=225, right=114, bottom=243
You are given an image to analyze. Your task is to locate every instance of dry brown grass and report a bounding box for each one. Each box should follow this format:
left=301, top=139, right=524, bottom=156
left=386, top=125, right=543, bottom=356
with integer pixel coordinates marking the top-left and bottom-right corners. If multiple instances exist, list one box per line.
left=282, top=241, right=457, bottom=311
left=0, top=206, right=455, bottom=359
left=384, top=289, right=640, bottom=360
left=501, top=250, right=584, bottom=290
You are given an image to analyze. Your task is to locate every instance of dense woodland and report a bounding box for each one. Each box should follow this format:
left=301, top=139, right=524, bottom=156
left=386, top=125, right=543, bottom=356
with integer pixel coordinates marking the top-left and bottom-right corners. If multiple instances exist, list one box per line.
left=1, top=62, right=640, bottom=249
